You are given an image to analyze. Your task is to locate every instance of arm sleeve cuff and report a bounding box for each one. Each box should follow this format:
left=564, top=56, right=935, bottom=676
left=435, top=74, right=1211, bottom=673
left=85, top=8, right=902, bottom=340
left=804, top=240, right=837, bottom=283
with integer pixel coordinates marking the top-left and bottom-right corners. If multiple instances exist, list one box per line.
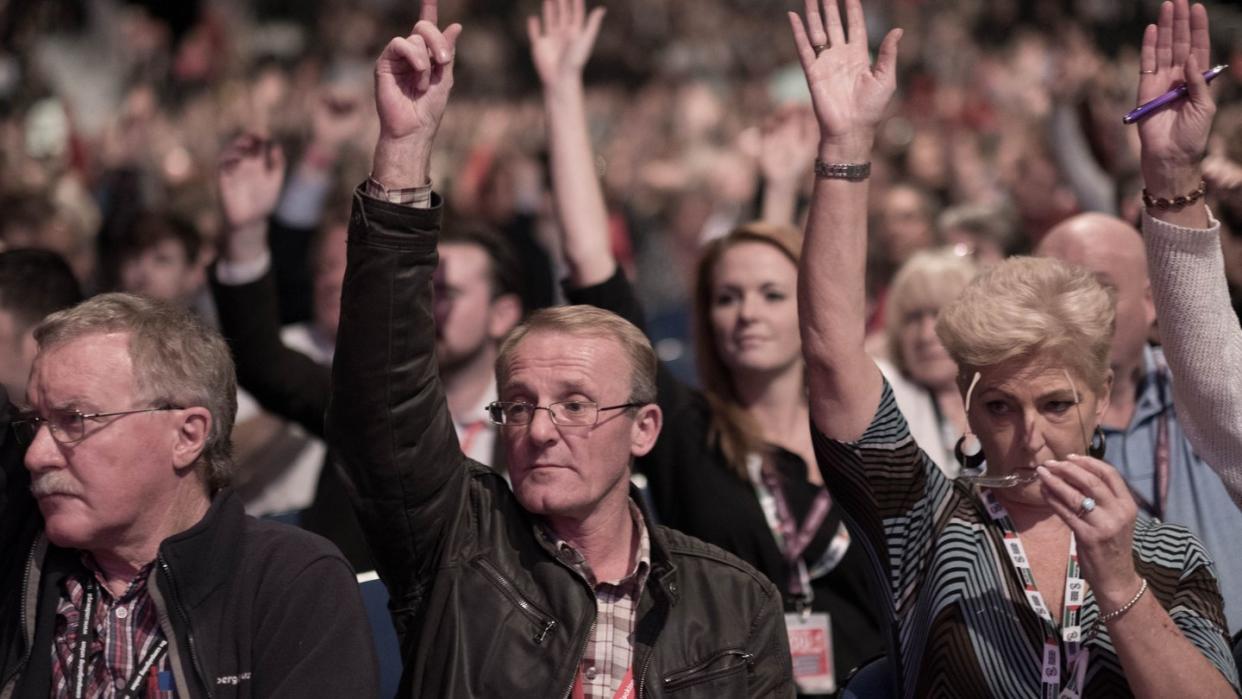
left=1141, top=208, right=1221, bottom=252
left=215, top=251, right=272, bottom=286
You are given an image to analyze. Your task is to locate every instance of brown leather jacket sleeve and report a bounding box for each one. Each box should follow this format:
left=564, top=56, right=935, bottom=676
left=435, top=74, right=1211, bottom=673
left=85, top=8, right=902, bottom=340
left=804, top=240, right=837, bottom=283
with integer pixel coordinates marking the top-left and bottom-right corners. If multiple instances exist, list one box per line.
left=326, top=188, right=468, bottom=615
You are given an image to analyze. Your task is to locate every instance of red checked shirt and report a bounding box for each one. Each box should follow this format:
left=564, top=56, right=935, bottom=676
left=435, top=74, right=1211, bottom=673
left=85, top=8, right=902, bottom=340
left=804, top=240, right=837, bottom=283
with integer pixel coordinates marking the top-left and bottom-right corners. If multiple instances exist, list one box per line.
left=543, top=503, right=651, bottom=699
left=51, top=557, right=175, bottom=697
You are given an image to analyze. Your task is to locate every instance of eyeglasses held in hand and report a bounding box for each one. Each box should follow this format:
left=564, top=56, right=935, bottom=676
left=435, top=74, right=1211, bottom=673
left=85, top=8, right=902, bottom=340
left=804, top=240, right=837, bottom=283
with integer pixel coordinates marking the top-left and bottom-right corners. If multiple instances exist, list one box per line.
left=11, top=405, right=181, bottom=445
left=486, top=401, right=642, bottom=427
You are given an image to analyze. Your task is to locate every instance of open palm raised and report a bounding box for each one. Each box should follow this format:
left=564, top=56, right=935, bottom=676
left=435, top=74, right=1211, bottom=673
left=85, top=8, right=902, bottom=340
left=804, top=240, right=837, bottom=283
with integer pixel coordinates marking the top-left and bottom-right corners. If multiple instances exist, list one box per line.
left=788, top=0, right=902, bottom=153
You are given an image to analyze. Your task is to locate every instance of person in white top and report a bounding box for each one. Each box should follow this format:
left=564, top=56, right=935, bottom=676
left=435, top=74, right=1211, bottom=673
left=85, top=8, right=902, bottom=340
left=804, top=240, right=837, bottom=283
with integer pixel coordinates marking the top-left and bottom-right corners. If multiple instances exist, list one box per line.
left=875, top=248, right=978, bottom=476
left=1130, top=0, right=1242, bottom=513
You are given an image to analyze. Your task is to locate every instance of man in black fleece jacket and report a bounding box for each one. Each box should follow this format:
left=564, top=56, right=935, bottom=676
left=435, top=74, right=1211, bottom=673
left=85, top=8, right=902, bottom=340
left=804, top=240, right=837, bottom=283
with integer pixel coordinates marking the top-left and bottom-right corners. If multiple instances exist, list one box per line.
left=1, top=293, right=376, bottom=698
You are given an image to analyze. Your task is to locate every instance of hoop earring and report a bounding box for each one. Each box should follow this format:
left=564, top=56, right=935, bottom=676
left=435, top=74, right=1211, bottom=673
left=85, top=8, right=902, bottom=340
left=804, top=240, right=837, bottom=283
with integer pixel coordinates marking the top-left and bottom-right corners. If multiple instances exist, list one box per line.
left=1088, top=427, right=1106, bottom=460
left=955, top=372, right=986, bottom=472
left=954, top=434, right=986, bottom=471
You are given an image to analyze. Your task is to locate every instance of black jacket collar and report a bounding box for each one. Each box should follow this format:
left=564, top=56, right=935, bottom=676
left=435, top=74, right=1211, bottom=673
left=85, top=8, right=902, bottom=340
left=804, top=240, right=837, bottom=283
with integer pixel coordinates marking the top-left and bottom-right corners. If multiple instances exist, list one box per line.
left=153, top=489, right=245, bottom=610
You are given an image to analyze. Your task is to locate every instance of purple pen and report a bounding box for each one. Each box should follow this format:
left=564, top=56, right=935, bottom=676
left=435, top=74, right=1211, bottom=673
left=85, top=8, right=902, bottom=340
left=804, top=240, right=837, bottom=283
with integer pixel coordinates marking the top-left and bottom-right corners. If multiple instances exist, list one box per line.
left=1123, top=64, right=1229, bottom=124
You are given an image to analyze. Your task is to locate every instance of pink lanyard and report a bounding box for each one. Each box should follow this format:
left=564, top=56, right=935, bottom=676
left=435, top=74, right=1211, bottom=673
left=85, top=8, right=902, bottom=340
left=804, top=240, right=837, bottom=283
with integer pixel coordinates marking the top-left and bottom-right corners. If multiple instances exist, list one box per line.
left=760, top=467, right=831, bottom=600
left=980, top=489, right=1090, bottom=698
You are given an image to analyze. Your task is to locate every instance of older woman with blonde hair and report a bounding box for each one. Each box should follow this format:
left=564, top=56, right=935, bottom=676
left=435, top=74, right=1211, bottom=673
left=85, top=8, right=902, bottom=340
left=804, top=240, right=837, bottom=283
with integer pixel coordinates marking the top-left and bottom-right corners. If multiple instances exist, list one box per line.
left=876, top=248, right=978, bottom=476
left=792, top=0, right=1238, bottom=695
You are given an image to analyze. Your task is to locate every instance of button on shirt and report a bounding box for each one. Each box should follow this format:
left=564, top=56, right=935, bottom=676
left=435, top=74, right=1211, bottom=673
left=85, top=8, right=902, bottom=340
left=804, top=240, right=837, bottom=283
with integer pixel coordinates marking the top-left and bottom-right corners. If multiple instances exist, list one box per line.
left=51, top=557, right=174, bottom=697
left=541, top=502, right=651, bottom=699
left=1103, top=345, right=1242, bottom=633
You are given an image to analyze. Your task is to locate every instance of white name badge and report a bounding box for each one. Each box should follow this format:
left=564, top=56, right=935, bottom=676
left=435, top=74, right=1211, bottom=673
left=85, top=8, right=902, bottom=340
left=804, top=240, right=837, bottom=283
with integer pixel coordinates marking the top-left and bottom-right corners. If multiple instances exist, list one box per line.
left=785, top=612, right=834, bottom=694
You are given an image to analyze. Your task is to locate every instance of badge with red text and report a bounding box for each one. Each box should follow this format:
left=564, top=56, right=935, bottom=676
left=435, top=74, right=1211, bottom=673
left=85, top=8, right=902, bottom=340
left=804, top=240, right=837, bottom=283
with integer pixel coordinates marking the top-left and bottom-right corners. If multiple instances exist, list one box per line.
left=785, top=612, right=834, bottom=694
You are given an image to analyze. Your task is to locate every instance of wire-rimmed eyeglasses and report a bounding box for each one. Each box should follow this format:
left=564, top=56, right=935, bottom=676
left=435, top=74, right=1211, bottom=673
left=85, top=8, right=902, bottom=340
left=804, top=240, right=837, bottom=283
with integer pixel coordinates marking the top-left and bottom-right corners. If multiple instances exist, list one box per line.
left=486, top=401, right=642, bottom=427
left=11, top=405, right=182, bottom=445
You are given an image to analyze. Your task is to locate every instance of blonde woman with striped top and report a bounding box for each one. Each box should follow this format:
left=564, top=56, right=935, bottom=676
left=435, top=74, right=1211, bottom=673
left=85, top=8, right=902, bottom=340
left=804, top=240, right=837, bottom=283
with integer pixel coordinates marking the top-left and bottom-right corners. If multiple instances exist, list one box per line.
left=791, top=0, right=1238, bottom=695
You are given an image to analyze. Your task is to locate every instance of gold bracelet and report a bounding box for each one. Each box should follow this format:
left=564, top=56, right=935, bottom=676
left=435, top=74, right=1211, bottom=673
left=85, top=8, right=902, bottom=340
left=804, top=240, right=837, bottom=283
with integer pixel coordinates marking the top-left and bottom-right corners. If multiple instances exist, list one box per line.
left=1098, top=578, right=1148, bottom=625
left=1141, top=180, right=1206, bottom=210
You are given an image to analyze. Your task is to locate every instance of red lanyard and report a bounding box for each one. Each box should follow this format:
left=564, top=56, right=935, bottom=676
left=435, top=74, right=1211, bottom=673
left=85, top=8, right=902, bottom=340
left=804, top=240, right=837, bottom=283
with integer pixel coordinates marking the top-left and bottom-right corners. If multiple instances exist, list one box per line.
left=980, top=489, right=1089, bottom=698
left=458, top=419, right=488, bottom=458
left=572, top=667, right=634, bottom=699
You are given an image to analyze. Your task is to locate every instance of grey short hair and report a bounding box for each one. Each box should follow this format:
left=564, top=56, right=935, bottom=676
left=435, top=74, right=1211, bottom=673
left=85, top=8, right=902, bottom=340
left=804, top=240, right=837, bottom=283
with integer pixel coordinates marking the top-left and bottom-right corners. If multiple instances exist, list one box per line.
left=34, top=293, right=237, bottom=491
left=497, top=305, right=657, bottom=406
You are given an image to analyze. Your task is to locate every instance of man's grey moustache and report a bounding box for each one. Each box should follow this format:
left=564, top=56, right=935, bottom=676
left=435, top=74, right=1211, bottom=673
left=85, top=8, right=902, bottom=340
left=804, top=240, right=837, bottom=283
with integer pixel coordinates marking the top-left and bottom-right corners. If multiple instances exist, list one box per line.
left=30, top=474, right=82, bottom=498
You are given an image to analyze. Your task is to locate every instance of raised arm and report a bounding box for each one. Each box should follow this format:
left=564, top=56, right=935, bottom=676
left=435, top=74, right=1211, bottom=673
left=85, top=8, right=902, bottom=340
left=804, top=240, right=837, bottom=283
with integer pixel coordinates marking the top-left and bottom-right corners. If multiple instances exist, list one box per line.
left=1104, top=4, right=1241, bottom=694
left=529, top=0, right=613, bottom=287
left=1137, top=0, right=1242, bottom=509
left=213, top=134, right=332, bottom=437
left=327, top=0, right=465, bottom=595
left=791, top=0, right=901, bottom=441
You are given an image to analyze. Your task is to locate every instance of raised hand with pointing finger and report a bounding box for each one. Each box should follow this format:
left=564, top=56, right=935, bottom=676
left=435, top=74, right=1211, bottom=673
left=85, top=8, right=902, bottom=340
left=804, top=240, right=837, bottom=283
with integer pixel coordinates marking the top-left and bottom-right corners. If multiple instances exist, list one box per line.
left=371, top=0, right=462, bottom=190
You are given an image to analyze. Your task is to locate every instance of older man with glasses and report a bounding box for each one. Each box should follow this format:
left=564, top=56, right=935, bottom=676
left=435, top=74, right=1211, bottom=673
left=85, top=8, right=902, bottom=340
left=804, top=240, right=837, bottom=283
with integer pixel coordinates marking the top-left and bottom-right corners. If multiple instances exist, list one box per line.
left=326, top=2, right=794, bottom=697
left=1, top=292, right=377, bottom=698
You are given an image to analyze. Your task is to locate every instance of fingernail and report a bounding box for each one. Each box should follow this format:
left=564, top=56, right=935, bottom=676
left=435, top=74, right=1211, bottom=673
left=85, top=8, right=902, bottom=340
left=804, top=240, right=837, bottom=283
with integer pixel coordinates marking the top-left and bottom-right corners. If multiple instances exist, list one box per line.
left=1036, top=465, right=1050, bottom=477
left=439, top=50, right=451, bottom=62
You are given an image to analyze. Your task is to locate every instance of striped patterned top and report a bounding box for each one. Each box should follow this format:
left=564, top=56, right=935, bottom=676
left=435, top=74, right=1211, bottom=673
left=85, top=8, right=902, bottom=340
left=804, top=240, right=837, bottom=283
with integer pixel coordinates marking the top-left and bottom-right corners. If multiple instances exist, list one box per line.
left=812, top=382, right=1240, bottom=697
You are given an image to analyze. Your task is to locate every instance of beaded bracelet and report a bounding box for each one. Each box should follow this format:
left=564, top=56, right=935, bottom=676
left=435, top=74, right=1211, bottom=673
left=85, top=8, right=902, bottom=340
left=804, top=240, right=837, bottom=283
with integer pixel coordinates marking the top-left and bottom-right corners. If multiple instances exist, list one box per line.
left=1098, top=578, right=1148, bottom=625
left=1142, top=180, right=1206, bottom=210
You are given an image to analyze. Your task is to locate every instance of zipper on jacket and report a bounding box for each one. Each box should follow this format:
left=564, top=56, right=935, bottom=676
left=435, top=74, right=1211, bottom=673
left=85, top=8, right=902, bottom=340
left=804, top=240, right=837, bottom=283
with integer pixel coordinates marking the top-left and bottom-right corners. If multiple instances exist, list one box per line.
left=636, top=647, right=655, bottom=698
left=159, top=555, right=212, bottom=699
left=660, top=649, right=754, bottom=692
left=0, top=541, right=39, bottom=692
left=558, top=617, right=596, bottom=699
left=472, top=557, right=558, bottom=644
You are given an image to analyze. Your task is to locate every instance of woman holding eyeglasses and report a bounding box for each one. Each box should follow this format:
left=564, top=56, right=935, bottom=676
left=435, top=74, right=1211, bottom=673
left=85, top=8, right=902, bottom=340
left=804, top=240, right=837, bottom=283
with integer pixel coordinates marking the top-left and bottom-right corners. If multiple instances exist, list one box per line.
left=528, top=0, right=883, bottom=692
left=795, top=0, right=1238, bottom=695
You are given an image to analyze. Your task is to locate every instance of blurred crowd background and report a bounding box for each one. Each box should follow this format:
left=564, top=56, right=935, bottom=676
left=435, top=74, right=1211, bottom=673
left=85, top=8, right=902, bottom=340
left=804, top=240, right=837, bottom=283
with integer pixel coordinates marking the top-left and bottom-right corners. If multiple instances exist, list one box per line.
left=3, top=0, right=1242, bottom=415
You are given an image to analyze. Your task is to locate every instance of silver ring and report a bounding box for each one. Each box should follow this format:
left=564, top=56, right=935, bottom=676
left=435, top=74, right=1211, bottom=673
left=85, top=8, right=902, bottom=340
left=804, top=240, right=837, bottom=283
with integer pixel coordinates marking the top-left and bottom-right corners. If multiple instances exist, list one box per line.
left=1140, top=69, right=1157, bottom=75
left=1076, top=497, right=1097, bottom=517
left=813, top=43, right=829, bottom=56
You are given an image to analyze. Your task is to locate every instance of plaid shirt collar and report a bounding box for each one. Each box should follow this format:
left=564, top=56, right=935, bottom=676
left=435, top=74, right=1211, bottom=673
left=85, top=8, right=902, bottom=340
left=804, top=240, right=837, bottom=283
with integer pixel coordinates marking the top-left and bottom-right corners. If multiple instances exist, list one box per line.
left=538, top=500, right=652, bottom=591
left=539, top=501, right=651, bottom=699
left=51, top=555, right=171, bottom=697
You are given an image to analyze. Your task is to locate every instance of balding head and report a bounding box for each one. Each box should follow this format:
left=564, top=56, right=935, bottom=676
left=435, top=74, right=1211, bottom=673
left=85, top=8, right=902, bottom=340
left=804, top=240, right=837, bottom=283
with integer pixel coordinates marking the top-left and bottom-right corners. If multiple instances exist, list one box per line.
left=1036, top=213, right=1155, bottom=373
left=1037, top=214, right=1147, bottom=279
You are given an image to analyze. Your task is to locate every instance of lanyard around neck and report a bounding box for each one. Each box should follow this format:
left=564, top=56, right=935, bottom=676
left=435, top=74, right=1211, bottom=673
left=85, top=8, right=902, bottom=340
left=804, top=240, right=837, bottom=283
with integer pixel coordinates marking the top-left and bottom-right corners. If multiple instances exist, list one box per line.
left=73, top=580, right=169, bottom=699
left=760, top=465, right=832, bottom=602
left=1153, top=357, right=1172, bottom=520
left=979, top=489, right=1090, bottom=699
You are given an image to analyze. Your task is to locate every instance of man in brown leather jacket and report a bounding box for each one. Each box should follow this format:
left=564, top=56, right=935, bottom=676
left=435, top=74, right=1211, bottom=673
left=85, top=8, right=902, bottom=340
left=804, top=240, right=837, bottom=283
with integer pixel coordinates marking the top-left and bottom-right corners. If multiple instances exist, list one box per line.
left=326, top=2, right=794, bottom=697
